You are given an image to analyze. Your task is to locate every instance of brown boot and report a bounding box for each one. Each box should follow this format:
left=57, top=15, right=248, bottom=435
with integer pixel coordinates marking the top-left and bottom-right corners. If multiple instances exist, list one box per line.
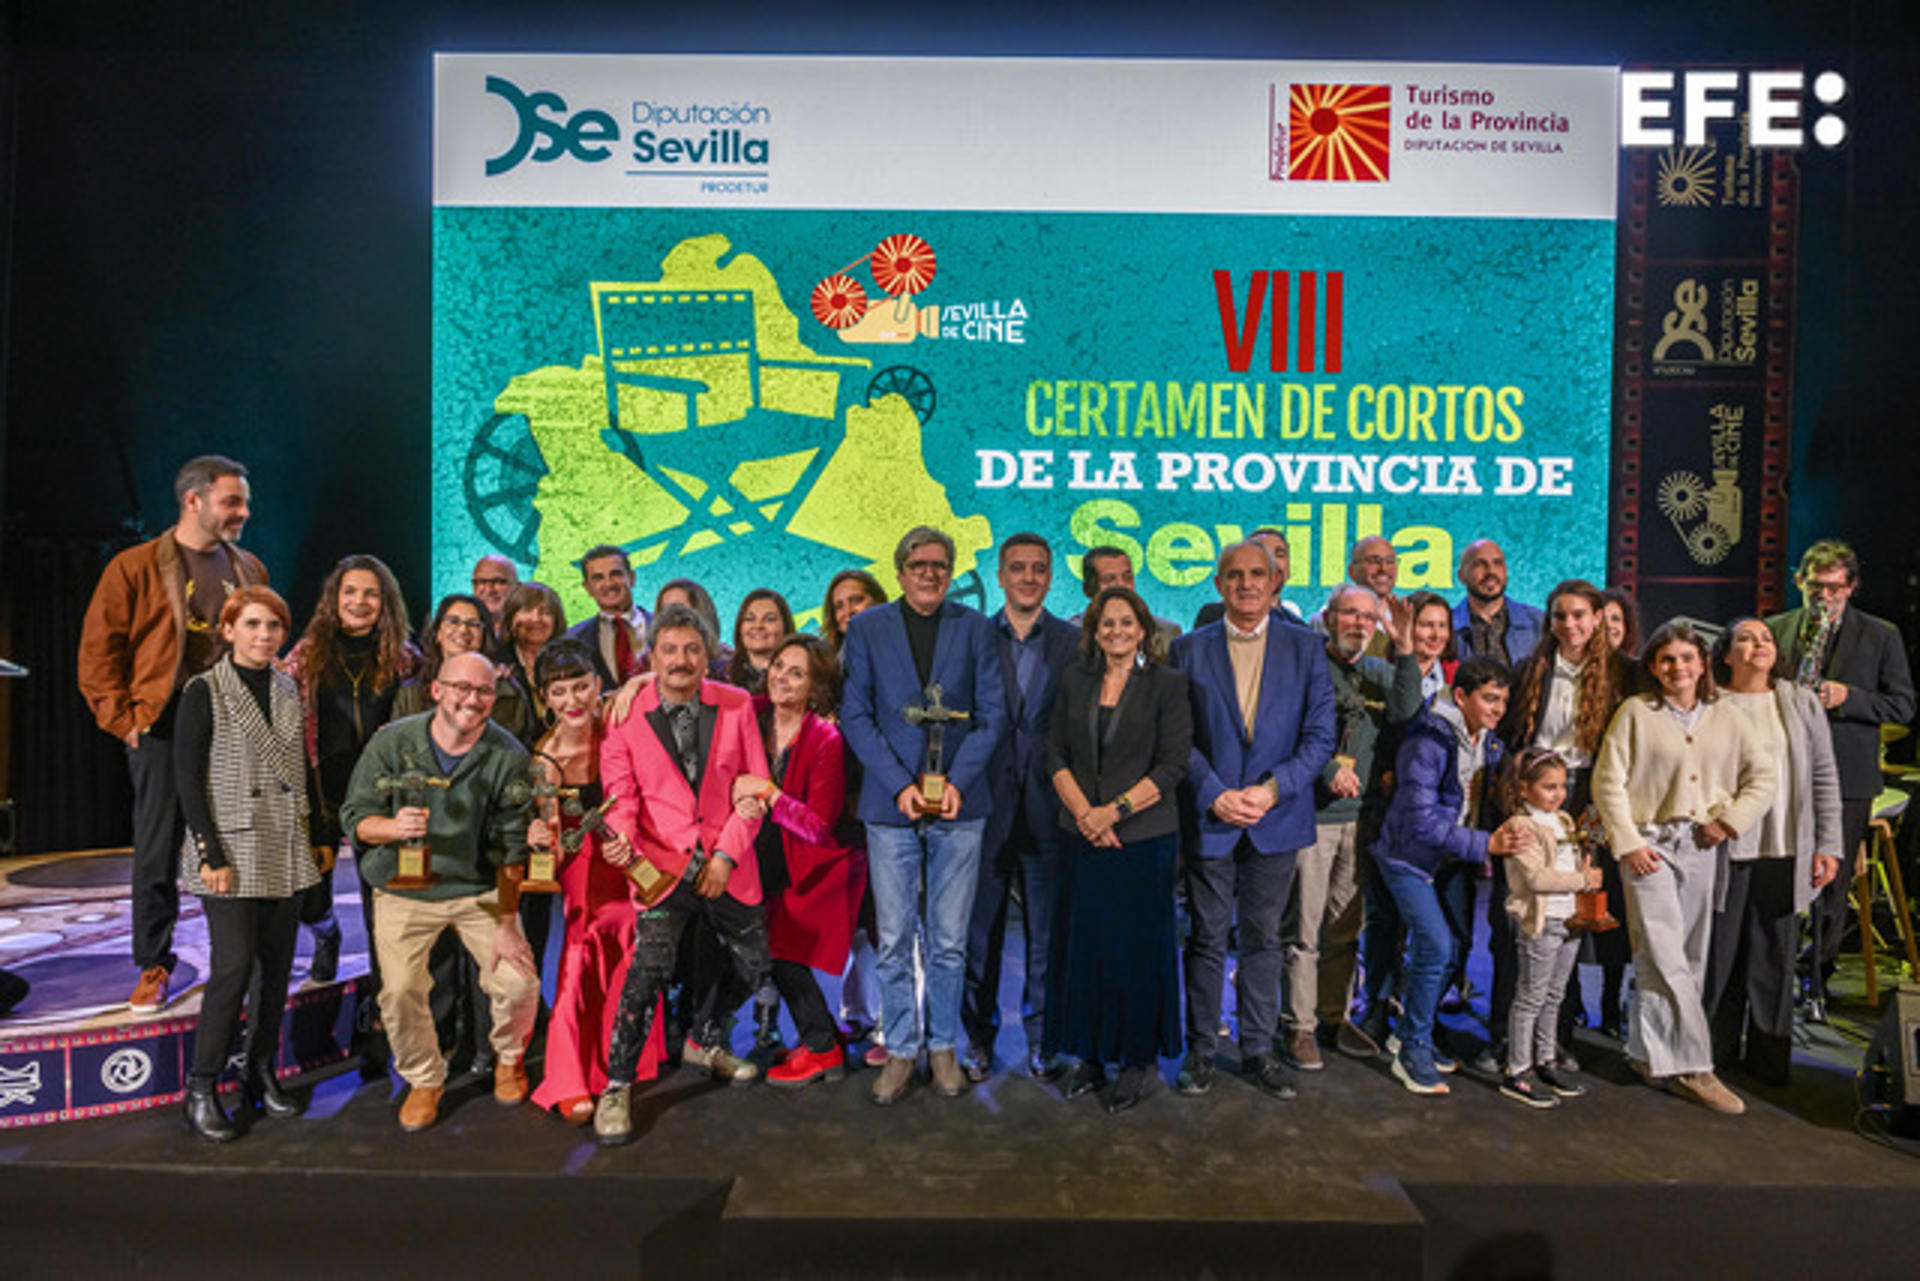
left=398, top=1084, right=443, bottom=1132
left=929, top=1048, right=969, bottom=1097
left=494, top=1060, right=530, bottom=1106
left=871, top=1055, right=915, bottom=1105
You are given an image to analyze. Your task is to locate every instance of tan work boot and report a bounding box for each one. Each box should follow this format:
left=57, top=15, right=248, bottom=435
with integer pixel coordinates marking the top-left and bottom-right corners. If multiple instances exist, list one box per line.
left=398, top=1084, right=443, bottom=1132
left=1286, top=1028, right=1324, bottom=1071
left=493, top=1060, right=530, bottom=1106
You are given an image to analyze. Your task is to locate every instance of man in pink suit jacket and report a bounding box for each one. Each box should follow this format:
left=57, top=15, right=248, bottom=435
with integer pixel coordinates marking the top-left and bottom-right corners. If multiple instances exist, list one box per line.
left=593, top=603, right=771, bottom=1146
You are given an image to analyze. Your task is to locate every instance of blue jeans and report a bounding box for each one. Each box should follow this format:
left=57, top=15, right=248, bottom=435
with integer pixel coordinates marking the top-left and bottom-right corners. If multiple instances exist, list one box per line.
left=866, top=818, right=986, bottom=1057
left=1376, top=858, right=1457, bottom=1052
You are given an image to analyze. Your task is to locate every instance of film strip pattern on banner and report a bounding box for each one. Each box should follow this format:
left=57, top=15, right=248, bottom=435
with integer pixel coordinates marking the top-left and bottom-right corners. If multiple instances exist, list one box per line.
left=1613, top=65, right=1797, bottom=626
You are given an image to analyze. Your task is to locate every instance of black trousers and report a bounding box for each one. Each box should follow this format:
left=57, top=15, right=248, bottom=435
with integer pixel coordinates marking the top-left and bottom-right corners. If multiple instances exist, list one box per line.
left=298, top=866, right=339, bottom=935
left=192, top=895, right=301, bottom=1081
left=608, top=884, right=769, bottom=1083
left=126, top=731, right=184, bottom=972
left=1706, top=857, right=1797, bottom=1082
left=771, top=958, right=837, bottom=1053
left=1810, top=797, right=1874, bottom=971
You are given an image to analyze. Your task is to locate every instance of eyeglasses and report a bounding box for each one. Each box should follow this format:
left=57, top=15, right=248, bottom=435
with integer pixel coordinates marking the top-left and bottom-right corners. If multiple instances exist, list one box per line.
left=472, top=576, right=512, bottom=590
left=902, top=559, right=952, bottom=578
left=441, top=616, right=486, bottom=633
left=437, top=680, right=497, bottom=702
left=1804, top=577, right=1853, bottom=596
left=1357, top=554, right=1397, bottom=568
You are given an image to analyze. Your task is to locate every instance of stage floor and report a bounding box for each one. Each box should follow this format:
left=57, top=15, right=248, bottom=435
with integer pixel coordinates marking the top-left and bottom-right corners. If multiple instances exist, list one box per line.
left=6, top=851, right=1920, bottom=1277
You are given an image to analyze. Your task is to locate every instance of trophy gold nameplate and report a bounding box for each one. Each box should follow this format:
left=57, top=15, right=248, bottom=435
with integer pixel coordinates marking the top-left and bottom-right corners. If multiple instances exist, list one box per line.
left=375, top=754, right=451, bottom=891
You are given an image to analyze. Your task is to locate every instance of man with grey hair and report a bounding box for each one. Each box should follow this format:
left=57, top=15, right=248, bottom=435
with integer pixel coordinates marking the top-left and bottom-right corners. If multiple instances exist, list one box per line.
left=80, top=454, right=269, bottom=1014
left=1170, top=538, right=1336, bottom=1098
left=842, top=526, right=1007, bottom=1104
left=470, top=554, right=520, bottom=627
left=1310, top=536, right=1399, bottom=658
left=1281, top=583, right=1421, bottom=1069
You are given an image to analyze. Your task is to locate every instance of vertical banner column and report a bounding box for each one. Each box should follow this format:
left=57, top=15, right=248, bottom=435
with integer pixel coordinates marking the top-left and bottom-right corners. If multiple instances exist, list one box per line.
left=1613, top=65, right=1798, bottom=627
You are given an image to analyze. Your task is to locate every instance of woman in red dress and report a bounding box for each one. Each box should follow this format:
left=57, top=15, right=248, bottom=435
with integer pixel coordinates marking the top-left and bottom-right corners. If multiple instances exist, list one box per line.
left=524, top=637, right=662, bottom=1122
left=733, top=635, right=867, bottom=1087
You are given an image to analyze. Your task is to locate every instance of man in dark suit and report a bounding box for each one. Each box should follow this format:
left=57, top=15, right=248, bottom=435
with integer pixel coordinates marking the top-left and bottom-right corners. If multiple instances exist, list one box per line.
left=564, top=543, right=650, bottom=687
left=1171, top=540, right=1337, bottom=1099
left=962, top=533, right=1081, bottom=1081
left=842, top=526, right=1008, bottom=1104
left=1766, top=539, right=1915, bottom=982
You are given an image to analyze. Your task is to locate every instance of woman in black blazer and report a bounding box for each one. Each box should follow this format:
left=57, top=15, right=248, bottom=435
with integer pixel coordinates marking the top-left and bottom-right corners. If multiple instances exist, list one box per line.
left=1044, top=586, right=1193, bottom=1112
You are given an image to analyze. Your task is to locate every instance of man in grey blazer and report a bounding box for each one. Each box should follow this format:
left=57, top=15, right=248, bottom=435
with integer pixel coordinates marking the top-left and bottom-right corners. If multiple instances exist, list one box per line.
left=1766, top=539, right=1915, bottom=985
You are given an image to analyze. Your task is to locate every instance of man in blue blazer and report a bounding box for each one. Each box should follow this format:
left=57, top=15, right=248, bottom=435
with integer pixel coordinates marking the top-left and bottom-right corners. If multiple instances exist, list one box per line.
left=1450, top=539, right=1544, bottom=667
left=842, top=526, right=1008, bottom=1105
left=962, top=533, right=1082, bottom=1081
left=1170, top=540, right=1337, bottom=1099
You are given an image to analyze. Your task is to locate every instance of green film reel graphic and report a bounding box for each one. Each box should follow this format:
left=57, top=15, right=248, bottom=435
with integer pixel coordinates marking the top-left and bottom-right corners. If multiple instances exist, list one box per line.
left=464, top=412, right=549, bottom=564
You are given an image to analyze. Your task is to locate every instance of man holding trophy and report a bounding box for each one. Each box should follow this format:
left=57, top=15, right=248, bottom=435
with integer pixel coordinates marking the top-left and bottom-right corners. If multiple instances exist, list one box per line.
left=340, top=650, right=540, bottom=1132
left=841, top=526, right=1007, bottom=1105
left=592, top=604, right=772, bottom=1146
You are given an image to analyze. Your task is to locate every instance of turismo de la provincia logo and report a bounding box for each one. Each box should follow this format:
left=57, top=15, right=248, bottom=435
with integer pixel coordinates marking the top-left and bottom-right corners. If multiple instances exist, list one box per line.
left=483, top=76, right=773, bottom=182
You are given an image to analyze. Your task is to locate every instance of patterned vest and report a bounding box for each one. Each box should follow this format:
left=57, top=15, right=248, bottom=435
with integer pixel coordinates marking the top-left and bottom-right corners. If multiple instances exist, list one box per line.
left=179, top=659, right=318, bottom=900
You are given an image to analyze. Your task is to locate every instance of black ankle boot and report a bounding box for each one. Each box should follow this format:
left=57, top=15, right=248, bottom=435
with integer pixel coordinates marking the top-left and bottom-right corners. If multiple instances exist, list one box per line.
left=309, top=924, right=342, bottom=984
left=184, top=1080, right=239, bottom=1142
left=244, top=1059, right=304, bottom=1119
left=754, top=999, right=784, bottom=1054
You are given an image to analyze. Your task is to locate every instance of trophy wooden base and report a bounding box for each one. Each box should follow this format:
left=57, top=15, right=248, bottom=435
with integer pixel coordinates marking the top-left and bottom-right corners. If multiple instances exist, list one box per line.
left=1566, top=889, right=1619, bottom=933
left=625, top=857, right=678, bottom=910
left=520, top=851, right=562, bottom=895
left=914, top=772, right=947, bottom=817
left=386, top=843, right=437, bottom=892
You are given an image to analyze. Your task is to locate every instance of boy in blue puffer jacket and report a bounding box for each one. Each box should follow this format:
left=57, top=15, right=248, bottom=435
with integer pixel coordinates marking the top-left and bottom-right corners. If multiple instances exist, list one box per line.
left=1373, top=657, right=1524, bottom=1094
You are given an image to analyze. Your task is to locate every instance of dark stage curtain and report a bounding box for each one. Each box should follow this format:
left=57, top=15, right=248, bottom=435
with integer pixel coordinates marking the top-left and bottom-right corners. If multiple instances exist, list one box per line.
left=9, top=536, right=137, bottom=854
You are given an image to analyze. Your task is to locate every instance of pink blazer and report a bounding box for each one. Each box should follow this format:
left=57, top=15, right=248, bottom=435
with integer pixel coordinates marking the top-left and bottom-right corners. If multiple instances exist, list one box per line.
left=600, top=680, right=768, bottom=906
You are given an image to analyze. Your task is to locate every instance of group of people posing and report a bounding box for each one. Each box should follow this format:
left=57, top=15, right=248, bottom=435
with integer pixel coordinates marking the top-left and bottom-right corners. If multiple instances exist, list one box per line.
left=75, top=455, right=1915, bottom=1143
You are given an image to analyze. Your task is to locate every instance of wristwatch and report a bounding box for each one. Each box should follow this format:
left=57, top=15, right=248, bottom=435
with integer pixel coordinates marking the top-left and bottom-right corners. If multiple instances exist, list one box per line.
left=1114, top=795, right=1135, bottom=819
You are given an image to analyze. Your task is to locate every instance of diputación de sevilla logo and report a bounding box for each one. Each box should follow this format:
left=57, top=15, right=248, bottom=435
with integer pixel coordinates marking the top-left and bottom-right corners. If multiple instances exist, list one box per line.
left=1288, top=84, right=1391, bottom=181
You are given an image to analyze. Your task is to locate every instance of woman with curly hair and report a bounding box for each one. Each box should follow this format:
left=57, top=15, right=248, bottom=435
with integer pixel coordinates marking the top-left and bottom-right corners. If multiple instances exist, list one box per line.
left=285, top=554, right=418, bottom=988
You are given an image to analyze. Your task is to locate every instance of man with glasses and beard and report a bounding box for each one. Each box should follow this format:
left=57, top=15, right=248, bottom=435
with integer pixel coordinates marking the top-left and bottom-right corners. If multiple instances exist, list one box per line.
left=341, top=651, right=540, bottom=1132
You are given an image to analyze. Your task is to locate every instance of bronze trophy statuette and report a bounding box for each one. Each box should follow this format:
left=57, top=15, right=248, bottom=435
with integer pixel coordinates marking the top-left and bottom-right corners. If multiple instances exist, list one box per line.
left=1567, top=808, right=1619, bottom=934
left=902, top=683, right=971, bottom=817
left=374, top=750, right=451, bottom=890
left=522, top=767, right=587, bottom=895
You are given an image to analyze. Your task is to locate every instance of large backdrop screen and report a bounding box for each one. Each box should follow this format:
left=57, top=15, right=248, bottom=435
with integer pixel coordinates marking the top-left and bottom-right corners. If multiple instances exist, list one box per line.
left=433, top=55, right=1618, bottom=627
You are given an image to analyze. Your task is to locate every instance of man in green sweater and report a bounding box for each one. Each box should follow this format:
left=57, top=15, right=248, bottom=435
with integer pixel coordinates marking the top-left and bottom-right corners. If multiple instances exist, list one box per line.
left=341, top=650, right=539, bottom=1131
left=1282, top=585, right=1423, bottom=1070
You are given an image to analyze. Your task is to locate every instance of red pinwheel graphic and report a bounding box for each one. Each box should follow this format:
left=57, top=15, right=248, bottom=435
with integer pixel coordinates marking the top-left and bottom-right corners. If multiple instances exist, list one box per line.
left=870, top=233, right=938, bottom=297
left=810, top=274, right=870, bottom=329
left=1288, top=83, right=1391, bottom=182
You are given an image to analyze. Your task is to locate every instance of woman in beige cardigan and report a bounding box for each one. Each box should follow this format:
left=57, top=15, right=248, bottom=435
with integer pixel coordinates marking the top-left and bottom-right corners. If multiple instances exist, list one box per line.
left=1591, top=622, right=1778, bottom=1115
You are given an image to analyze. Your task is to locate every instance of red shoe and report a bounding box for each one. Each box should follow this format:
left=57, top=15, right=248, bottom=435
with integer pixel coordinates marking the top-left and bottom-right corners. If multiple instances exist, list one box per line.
left=767, top=1043, right=846, bottom=1090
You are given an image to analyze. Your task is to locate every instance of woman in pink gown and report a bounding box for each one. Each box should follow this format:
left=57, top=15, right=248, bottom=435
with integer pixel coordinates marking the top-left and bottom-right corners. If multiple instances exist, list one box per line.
left=525, top=637, right=663, bottom=1122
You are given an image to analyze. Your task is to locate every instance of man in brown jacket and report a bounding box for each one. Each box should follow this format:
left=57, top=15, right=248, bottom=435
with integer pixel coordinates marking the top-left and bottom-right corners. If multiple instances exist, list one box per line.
left=78, top=455, right=267, bottom=1013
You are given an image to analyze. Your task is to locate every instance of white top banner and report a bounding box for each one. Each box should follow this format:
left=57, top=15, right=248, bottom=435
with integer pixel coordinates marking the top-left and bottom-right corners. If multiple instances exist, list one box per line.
left=434, top=55, right=1618, bottom=219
